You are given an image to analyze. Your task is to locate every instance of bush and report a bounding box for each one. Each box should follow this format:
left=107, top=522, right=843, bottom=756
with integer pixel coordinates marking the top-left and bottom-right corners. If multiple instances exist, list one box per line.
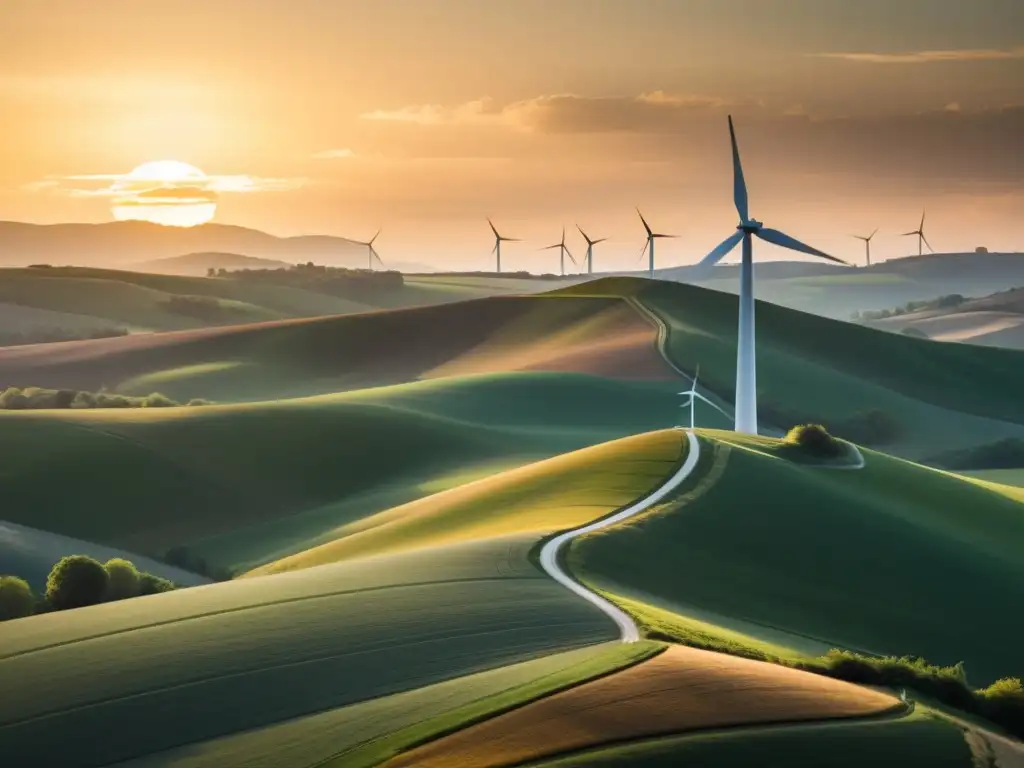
left=784, top=424, right=847, bottom=458
left=46, top=555, right=109, bottom=610
left=103, top=558, right=141, bottom=601
left=0, top=575, right=36, bottom=621
left=137, top=572, right=176, bottom=595
left=0, top=386, right=211, bottom=410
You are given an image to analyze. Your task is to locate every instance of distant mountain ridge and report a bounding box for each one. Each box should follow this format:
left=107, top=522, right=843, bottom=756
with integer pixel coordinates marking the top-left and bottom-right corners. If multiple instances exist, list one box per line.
left=0, top=220, right=369, bottom=269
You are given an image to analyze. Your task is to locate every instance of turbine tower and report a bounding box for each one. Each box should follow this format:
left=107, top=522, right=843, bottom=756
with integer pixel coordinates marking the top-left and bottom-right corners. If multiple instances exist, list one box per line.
left=679, top=365, right=731, bottom=430
left=699, top=115, right=848, bottom=435
left=901, top=211, right=933, bottom=257
left=488, top=218, right=520, bottom=273
left=356, top=229, right=385, bottom=270
left=541, top=226, right=577, bottom=275
left=853, top=228, right=878, bottom=267
left=637, top=208, right=676, bottom=277
left=577, top=224, right=607, bottom=275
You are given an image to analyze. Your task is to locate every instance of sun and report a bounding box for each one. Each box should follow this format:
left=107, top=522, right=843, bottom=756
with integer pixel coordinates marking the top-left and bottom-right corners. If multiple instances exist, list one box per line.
left=111, top=160, right=218, bottom=227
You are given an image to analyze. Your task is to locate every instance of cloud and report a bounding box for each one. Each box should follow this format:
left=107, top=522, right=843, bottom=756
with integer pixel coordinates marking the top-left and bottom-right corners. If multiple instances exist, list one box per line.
left=311, top=148, right=357, bottom=160
left=360, top=92, right=729, bottom=133
left=810, top=47, right=1024, bottom=64
left=114, top=186, right=219, bottom=207
left=29, top=172, right=305, bottom=199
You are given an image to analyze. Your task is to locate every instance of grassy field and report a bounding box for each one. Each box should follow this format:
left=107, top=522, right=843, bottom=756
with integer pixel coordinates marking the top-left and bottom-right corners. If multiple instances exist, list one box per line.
left=570, top=430, right=1024, bottom=684
left=531, top=713, right=975, bottom=767
left=0, top=372, right=681, bottom=571
left=0, top=520, right=209, bottom=591
left=0, top=533, right=616, bottom=767
left=559, top=278, right=1024, bottom=458
left=0, top=294, right=671, bottom=403
left=248, top=429, right=686, bottom=575
left=388, top=644, right=898, bottom=767
left=961, top=468, right=1024, bottom=487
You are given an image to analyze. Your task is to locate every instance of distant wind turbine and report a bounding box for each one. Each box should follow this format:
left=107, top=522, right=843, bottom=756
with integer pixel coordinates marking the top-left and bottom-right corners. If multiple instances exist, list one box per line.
left=488, top=218, right=520, bottom=273
left=901, top=211, right=933, bottom=257
left=637, top=208, right=677, bottom=278
left=356, top=229, right=384, bottom=270
left=699, top=115, right=849, bottom=435
left=541, top=227, right=577, bottom=275
left=853, top=228, right=878, bottom=267
left=679, top=365, right=731, bottom=430
left=577, top=224, right=607, bottom=275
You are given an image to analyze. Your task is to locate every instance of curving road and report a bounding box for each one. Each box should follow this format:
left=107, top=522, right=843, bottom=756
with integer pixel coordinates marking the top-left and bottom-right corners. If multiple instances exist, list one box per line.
left=539, top=429, right=702, bottom=643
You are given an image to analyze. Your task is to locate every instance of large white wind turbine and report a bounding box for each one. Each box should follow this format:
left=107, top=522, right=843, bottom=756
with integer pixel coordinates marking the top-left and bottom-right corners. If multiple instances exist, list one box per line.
left=577, top=224, right=607, bottom=275
left=679, top=365, right=731, bottom=430
left=700, top=115, right=848, bottom=435
left=901, top=211, right=933, bottom=257
left=541, top=227, right=578, bottom=275
left=853, top=228, right=878, bottom=267
left=488, top=218, right=520, bottom=273
left=637, top=208, right=676, bottom=277
left=356, top=229, right=385, bottom=270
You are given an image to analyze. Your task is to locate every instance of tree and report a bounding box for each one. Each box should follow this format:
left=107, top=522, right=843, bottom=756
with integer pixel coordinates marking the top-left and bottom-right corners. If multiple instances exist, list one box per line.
left=785, top=423, right=846, bottom=458
left=103, top=558, right=141, bottom=601
left=46, top=555, right=109, bottom=610
left=0, top=576, right=35, bottom=621
left=138, top=572, right=176, bottom=595
left=207, top=267, right=216, bottom=277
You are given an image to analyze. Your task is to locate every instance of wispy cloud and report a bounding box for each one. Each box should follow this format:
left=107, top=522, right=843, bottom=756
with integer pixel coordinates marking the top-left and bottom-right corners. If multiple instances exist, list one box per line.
left=811, top=47, right=1024, bottom=64
left=28, top=172, right=305, bottom=198
left=360, top=92, right=729, bottom=133
left=311, top=148, right=357, bottom=160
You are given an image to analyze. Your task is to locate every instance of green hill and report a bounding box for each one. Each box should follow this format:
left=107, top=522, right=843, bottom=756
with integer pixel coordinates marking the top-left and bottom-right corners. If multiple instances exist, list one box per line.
left=0, top=534, right=616, bottom=767
left=569, top=429, right=1024, bottom=685
left=0, top=373, right=681, bottom=571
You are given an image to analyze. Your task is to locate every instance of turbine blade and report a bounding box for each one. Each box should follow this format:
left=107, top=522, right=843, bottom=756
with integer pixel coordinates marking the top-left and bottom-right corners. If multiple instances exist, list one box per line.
left=728, top=115, right=750, bottom=223
left=636, top=207, right=652, bottom=236
left=900, top=231, right=919, bottom=237
left=869, top=227, right=879, bottom=239
left=372, top=247, right=385, bottom=267
left=565, top=245, right=579, bottom=266
left=577, top=223, right=589, bottom=242
left=920, top=209, right=926, bottom=230
left=370, top=228, right=381, bottom=246
left=691, top=391, right=732, bottom=418
left=561, top=225, right=566, bottom=246
left=693, top=363, right=700, bottom=390
left=921, top=233, right=934, bottom=253
left=756, top=228, right=847, bottom=265
left=487, top=218, right=499, bottom=238
left=699, top=230, right=743, bottom=267
left=491, top=241, right=498, bottom=255
left=504, top=237, right=522, bottom=242
left=652, top=233, right=677, bottom=239
left=633, top=240, right=649, bottom=264
left=594, top=237, right=608, bottom=244
left=540, top=244, right=561, bottom=250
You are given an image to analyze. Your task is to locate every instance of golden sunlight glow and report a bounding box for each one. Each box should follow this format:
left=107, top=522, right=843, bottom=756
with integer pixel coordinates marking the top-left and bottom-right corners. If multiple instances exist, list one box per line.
left=111, top=160, right=217, bottom=227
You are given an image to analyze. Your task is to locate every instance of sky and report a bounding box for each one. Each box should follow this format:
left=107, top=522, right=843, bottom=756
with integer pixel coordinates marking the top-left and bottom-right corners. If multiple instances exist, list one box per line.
left=1, top=0, right=1022, bottom=270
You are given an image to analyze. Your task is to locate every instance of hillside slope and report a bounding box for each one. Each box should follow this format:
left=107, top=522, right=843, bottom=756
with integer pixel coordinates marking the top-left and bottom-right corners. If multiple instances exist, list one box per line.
left=570, top=430, right=1024, bottom=685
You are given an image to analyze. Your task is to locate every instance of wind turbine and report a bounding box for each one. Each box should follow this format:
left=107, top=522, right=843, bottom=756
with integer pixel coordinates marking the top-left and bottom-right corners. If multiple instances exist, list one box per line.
left=678, top=365, right=731, bottom=430
left=488, top=218, right=520, bottom=274
left=637, top=208, right=677, bottom=277
left=577, top=224, right=607, bottom=275
left=541, top=227, right=577, bottom=275
left=699, top=115, right=848, bottom=435
left=356, top=229, right=385, bottom=270
left=901, top=211, right=933, bottom=257
left=853, top=228, right=878, bottom=267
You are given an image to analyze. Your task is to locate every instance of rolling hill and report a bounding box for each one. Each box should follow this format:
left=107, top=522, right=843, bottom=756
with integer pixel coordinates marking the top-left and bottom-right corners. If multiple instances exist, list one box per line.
left=133, top=251, right=293, bottom=275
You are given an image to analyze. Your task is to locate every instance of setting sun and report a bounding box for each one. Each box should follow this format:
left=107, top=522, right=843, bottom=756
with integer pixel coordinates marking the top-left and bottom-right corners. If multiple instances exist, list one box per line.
left=111, top=160, right=217, bottom=227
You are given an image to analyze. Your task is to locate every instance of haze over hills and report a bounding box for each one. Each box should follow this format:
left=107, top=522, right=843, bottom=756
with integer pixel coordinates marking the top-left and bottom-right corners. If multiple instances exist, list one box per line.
left=133, top=252, right=293, bottom=275
left=0, top=220, right=428, bottom=272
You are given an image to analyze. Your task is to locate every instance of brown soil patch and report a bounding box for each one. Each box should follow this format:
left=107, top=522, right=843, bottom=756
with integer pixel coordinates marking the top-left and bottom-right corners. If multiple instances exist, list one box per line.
left=386, top=644, right=898, bottom=768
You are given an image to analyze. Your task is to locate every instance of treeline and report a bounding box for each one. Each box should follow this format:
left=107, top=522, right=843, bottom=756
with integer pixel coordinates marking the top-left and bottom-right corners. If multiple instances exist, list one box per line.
left=0, top=386, right=212, bottom=409
left=0, top=327, right=129, bottom=347
left=410, top=270, right=570, bottom=280
left=852, top=294, right=966, bottom=322
left=213, top=263, right=404, bottom=300
left=926, top=438, right=1024, bottom=470
left=0, top=555, right=177, bottom=622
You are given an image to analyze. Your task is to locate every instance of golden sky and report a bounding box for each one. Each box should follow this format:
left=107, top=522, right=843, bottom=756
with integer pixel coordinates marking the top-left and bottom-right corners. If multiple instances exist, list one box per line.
left=1, top=0, right=1022, bottom=269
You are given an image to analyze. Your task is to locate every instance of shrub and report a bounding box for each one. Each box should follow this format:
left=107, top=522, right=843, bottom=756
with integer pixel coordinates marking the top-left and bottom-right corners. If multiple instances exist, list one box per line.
left=137, top=572, right=176, bottom=595
left=103, top=558, right=141, bottom=601
left=0, top=575, right=36, bottom=621
left=46, top=555, right=109, bottom=610
left=784, top=423, right=846, bottom=458
left=0, top=385, right=211, bottom=410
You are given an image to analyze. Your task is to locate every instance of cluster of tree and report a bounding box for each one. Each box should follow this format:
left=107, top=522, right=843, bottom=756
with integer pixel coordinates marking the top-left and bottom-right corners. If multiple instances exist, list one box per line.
left=0, top=386, right=211, bottom=410
left=213, top=263, right=404, bottom=299
left=783, top=424, right=848, bottom=458
left=759, top=405, right=902, bottom=447
left=0, top=326, right=128, bottom=347
left=852, top=294, right=966, bottom=322
left=0, top=555, right=177, bottom=622
left=162, top=545, right=233, bottom=582
left=161, top=295, right=254, bottom=323
left=926, top=438, right=1024, bottom=470
left=413, top=270, right=570, bottom=280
